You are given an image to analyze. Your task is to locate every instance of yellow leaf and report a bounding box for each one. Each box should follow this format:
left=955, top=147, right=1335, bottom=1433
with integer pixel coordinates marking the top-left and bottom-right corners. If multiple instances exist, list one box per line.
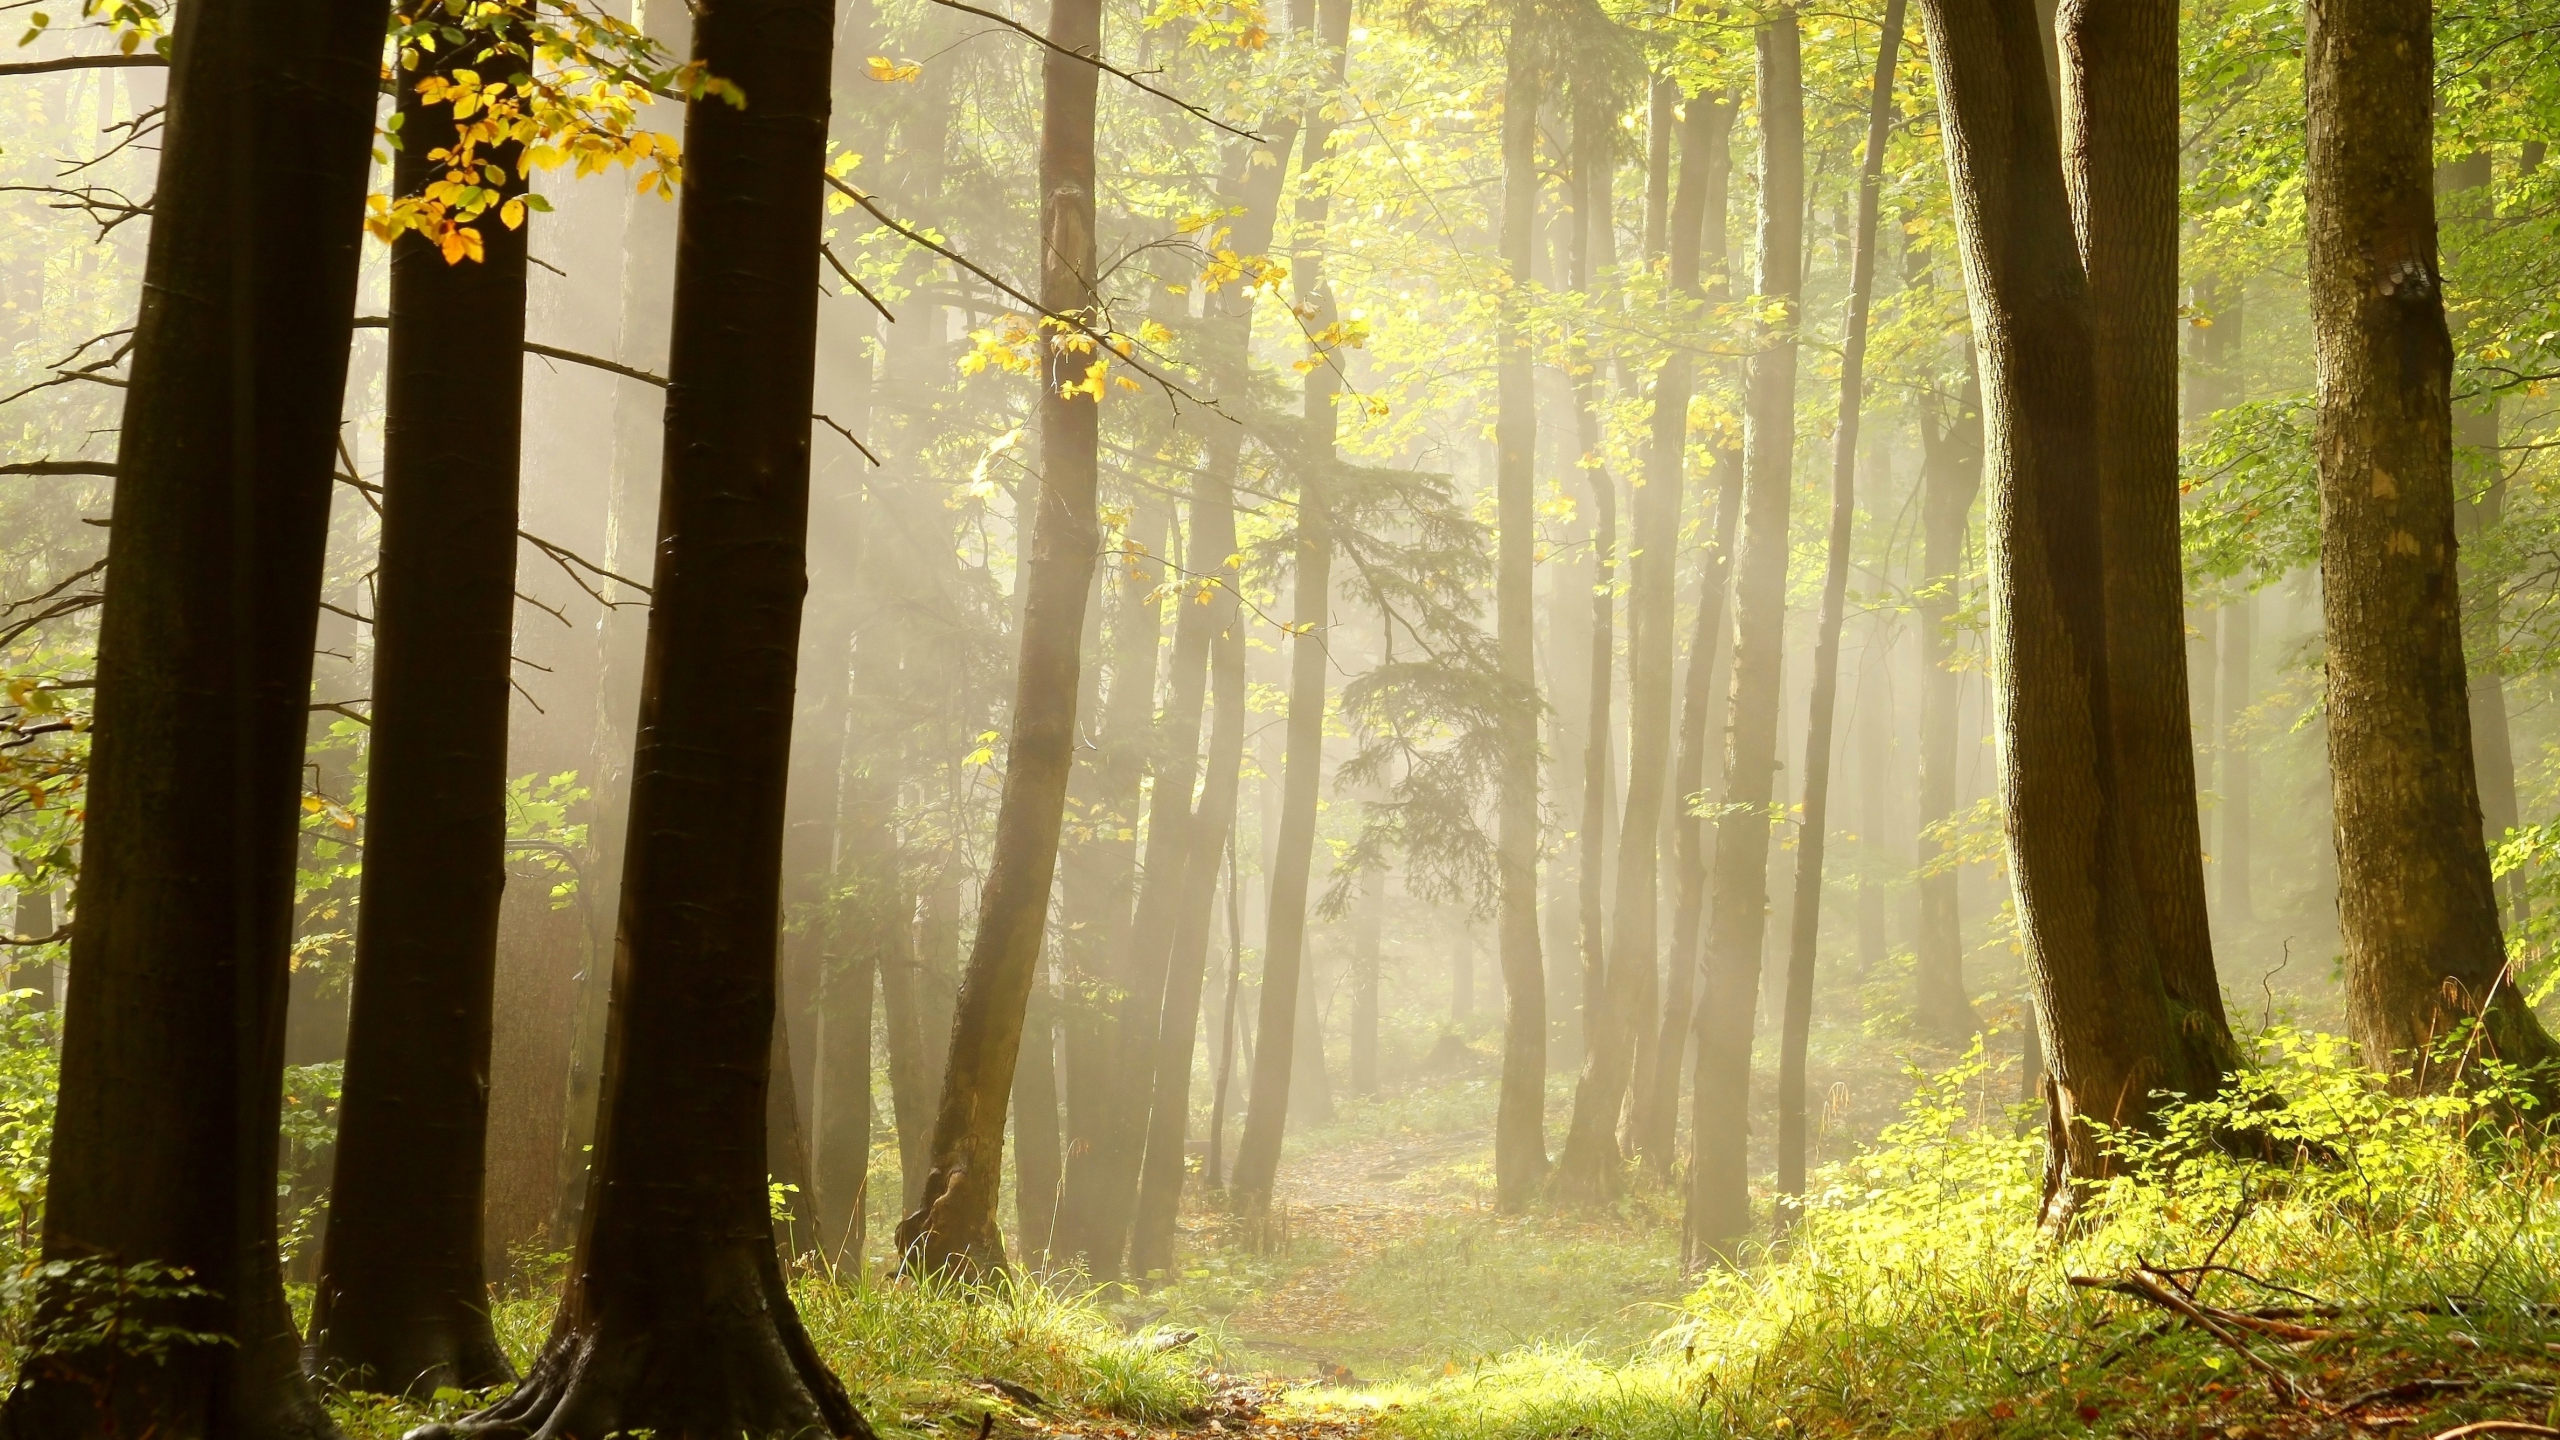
left=866, top=54, right=922, bottom=82
left=500, top=196, right=527, bottom=230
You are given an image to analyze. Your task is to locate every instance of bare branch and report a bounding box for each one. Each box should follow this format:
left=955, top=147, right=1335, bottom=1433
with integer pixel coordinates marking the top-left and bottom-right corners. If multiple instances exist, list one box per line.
left=920, top=0, right=1262, bottom=141
left=0, top=52, right=165, bottom=77
left=0, top=924, right=69, bottom=947
left=821, top=243, right=898, bottom=324
left=0, top=460, right=116, bottom=478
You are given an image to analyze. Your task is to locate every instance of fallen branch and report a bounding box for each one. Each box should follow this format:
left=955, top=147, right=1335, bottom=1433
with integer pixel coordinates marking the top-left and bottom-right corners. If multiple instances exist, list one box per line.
left=2069, top=1269, right=2308, bottom=1405
left=2431, top=1424, right=2560, bottom=1440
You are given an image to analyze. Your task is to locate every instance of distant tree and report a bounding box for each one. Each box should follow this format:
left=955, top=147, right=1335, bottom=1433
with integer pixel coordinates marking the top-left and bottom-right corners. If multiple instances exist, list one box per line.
left=895, top=0, right=1109, bottom=1274
left=308, top=5, right=533, bottom=1395
left=2305, top=0, right=2560, bottom=1086
left=1490, top=0, right=1550, bottom=1212
left=1912, top=362, right=1982, bottom=1045
left=1689, top=1, right=1804, bottom=1262
left=425, top=0, right=869, bottom=1424
left=0, top=0, right=388, bottom=1431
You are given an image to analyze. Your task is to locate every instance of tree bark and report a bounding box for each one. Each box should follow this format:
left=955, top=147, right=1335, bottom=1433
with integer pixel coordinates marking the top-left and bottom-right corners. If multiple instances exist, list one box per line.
left=1491, top=0, right=1550, bottom=1211
left=2306, top=0, right=2560, bottom=1084
left=0, top=0, right=383, bottom=1427
left=1776, top=0, right=1902, bottom=1211
left=1630, top=87, right=1736, bottom=1183
left=310, top=23, right=529, bottom=1395
left=2062, top=0, right=2234, bottom=1086
left=895, top=0, right=1106, bottom=1275
left=1913, top=364, right=1982, bottom=1043
left=1912, top=0, right=2203, bottom=1217
left=1687, top=6, right=1803, bottom=1261
left=431, top=0, right=865, bottom=1423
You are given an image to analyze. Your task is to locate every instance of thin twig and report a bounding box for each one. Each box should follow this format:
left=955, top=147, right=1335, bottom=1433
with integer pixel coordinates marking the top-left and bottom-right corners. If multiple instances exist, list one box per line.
left=921, top=0, right=1261, bottom=141
left=821, top=243, right=898, bottom=324
left=814, top=412, right=882, bottom=466
left=0, top=52, right=165, bottom=77
left=0, top=460, right=115, bottom=478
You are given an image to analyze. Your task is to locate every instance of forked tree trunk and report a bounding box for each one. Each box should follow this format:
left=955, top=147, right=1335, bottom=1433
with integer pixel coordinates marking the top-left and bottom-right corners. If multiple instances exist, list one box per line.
left=1228, top=0, right=1350, bottom=1222
left=1776, top=0, right=1902, bottom=1211
left=2062, top=0, right=2235, bottom=1086
left=0, top=0, right=384, bottom=1429
left=895, top=0, right=1106, bottom=1274
left=434, top=0, right=865, bottom=1427
left=2306, top=0, right=2560, bottom=1086
left=1913, top=365, right=1982, bottom=1043
left=1687, top=6, right=1803, bottom=1262
left=310, top=24, right=529, bottom=1395
left=1490, top=0, right=1550, bottom=1211
left=1630, top=87, right=1735, bottom=1182
left=1913, top=0, right=2202, bottom=1219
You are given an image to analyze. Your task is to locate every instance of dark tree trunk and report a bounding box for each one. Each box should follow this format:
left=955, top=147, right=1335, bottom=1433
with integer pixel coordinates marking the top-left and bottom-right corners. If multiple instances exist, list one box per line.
left=895, top=0, right=1107, bottom=1273
left=2063, top=0, right=2235, bottom=1086
left=1775, top=0, right=1902, bottom=1212
left=1913, top=364, right=1982, bottom=1043
left=1629, top=88, right=1735, bottom=1183
left=2305, top=0, right=2560, bottom=1085
left=310, top=25, right=530, bottom=1394
left=436, top=0, right=866, bottom=1424
left=0, top=0, right=384, bottom=1427
left=1912, top=0, right=2203, bottom=1216
left=1491, top=0, right=1550, bottom=1211
left=483, top=863, right=585, bottom=1281
left=1688, top=6, right=1803, bottom=1262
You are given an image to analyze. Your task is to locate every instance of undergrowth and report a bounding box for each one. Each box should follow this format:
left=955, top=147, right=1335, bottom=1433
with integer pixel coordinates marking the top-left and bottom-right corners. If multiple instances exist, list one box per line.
left=1353, top=1030, right=2560, bottom=1440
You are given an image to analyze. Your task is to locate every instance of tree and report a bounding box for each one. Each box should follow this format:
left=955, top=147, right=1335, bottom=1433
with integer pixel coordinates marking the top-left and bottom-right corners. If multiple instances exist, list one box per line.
left=1775, top=0, right=1903, bottom=1211
left=2062, top=0, right=2236, bottom=1085
left=1632, top=92, right=1737, bottom=1182
left=1910, top=0, right=2204, bottom=1217
left=2305, top=0, right=2560, bottom=1085
left=3, top=0, right=385, bottom=1427
left=428, top=0, right=868, bottom=1424
left=1490, top=0, right=1550, bottom=1213
left=307, top=7, right=530, bottom=1395
left=895, top=0, right=1109, bottom=1275
left=1912, top=362, right=1982, bottom=1045
left=1688, top=2, right=1803, bottom=1261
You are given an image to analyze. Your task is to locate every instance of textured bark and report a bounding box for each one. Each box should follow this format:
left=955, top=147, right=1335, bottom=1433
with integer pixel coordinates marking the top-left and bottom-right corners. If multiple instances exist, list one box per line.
left=896, top=0, right=1106, bottom=1275
left=1913, top=364, right=1983, bottom=1041
left=1633, top=94, right=1738, bottom=1182
left=1688, top=8, right=1803, bottom=1262
left=0, top=0, right=382, bottom=1427
left=482, top=866, right=585, bottom=1281
left=2306, top=0, right=2559, bottom=1084
left=1776, top=0, right=1902, bottom=1209
left=309, top=24, right=527, bottom=1393
left=430, top=0, right=864, bottom=1423
left=2062, top=0, right=2234, bottom=1085
left=1914, top=0, right=2201, bottom=1214
left=1491, top=0, right=1550, bottom=1209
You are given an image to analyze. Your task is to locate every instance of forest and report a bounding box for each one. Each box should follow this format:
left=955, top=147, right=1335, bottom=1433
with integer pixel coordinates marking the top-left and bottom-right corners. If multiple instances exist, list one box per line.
left=0, top=0, right=2557, bottom=1428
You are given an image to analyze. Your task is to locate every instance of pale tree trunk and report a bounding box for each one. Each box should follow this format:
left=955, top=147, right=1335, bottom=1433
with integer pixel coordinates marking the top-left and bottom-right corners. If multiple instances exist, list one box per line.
left=1913, top=0, right=2205, bottom=1218
left=1913, top=364, right=1982, bottom=1042
left=1776, top=0, right=1903, bottom=1210
left=2307, top=0, right=2560, bottom=1085
left=1633, top=93, right=1737, bottom=1181
left=1687, top=8, right=1803, bottom=1262
left=1491, top=0, right=1551, bottom=1210
left=2062, top=0, right=2235, bottom=1085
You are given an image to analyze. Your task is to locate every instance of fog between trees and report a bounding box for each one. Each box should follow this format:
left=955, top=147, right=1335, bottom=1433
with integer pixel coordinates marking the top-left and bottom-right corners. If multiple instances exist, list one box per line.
left=0, top=0, right=2555, bottom=1428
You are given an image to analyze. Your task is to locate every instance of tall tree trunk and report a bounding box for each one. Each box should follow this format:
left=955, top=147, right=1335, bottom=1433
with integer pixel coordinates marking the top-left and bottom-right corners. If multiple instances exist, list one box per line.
left=1628, top=87, right=1734, bottom=1182
left=2063, top=0, right=2235, bottom=1085
left=310, top=22, right=529, bottom=1394
left=435, top=0, right=863, bottom=1423
left=2306, top=0, right=2560, bottom=1085
left=1126, top=565, right=1246, bottom=1276
left=1011, top=967, right=1063, bottom=1267
left=1491, top=0, right=1550, bottom=1210
left=2457, top=402, right=2522, bottom=923
left=2217, top=592, right=2255, bottom=923
left=895, top=0, right=1106, bottom=1274
left=1911, top=0, right=2202, bottom=1218
left=1228, top=0, right=1351, bottom=1220
left=1776, top=0, right=1902, bottom=1211
left=0, top=0, right=383, bottom=1426
left=880, top=896, right=935, bottom=1210
left=1047, top=500, right=1167, bottom=1274
left=1687, top=6, right=1804, bottom=1261
left=1207, top=839, right=1246, bottom=1189
left=1913, top=363, right=1982, bottom=1040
